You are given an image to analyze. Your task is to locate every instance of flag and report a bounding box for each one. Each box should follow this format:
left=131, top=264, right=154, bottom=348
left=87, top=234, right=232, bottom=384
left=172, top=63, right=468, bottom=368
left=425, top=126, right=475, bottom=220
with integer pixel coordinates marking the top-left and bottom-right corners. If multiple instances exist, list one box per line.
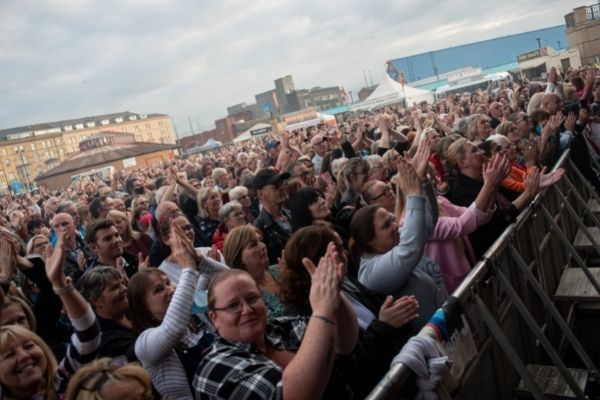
left=272, top=91, right=280, bottom=113
left=340, top=87, right=348, bottom=104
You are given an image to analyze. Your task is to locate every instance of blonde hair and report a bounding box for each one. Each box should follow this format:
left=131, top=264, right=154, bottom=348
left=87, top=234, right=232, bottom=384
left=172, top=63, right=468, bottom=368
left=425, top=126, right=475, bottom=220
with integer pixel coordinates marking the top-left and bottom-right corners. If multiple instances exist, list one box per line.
left=107, top=210, right=140, bottom=242
left=330, top=157, right=348, bottom=181
left=66, top=357, right=152, bottom=400
left=444, top=137, right=469, bottom=172
left=0, top=325, right=57, bottom=399
left=527, top=92, right=545, bottom=115
left=495, top=121, right=516, bottom=137
left=1, top=295, right=37, bottom=331
left=223, top=225, right=263, bottom=270
left=416, top=127, right=438, bottom=146
left=197, top=187, right=221, bottom=218
left=26, top=234, right=49, bottom=256
left=466, top=114, right=489, bottom=141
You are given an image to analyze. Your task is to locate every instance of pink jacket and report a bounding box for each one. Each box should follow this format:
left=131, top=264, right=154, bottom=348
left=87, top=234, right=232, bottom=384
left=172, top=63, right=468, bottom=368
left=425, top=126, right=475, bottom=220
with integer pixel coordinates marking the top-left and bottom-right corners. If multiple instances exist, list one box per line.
left=425, top=196, right=493, bottom=293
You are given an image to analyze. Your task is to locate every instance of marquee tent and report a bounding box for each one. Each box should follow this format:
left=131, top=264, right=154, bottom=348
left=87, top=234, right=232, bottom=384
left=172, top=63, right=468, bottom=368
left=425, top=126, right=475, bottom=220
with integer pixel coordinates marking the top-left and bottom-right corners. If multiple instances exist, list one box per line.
left=284, top=113, right=336, bottom=131
left=233, top=123, right=272, bottom=143
left=349, top=73, right=434, bottom=111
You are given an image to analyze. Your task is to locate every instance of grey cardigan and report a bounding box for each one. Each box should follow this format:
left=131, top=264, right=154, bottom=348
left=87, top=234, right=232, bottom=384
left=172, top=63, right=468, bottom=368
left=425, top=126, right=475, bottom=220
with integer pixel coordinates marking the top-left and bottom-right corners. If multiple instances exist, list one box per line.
left=358, top=182, right=445, bottom=332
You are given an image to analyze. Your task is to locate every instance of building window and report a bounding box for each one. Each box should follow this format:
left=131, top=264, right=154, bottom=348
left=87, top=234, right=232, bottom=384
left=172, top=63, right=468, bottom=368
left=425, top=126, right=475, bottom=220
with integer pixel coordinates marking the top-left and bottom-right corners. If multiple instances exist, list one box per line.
left=31, top=143, right=35, bottom=151
left=1, top=149, right=6, bottom=156
left=42, top=142, right=46, bottom=149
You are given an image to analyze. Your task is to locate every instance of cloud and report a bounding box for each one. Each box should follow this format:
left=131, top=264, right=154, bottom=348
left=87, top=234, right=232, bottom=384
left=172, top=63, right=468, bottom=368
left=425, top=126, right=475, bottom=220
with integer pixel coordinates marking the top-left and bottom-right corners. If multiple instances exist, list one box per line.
left=0, top=0, right=590, bottom=135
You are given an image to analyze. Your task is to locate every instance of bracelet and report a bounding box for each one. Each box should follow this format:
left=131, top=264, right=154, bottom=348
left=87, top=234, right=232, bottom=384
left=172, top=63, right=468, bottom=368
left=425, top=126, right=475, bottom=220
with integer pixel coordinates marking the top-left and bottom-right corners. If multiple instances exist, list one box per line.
left=311, top=315, right=336, bottom=326
left=53, top=277, right=74, bottom=295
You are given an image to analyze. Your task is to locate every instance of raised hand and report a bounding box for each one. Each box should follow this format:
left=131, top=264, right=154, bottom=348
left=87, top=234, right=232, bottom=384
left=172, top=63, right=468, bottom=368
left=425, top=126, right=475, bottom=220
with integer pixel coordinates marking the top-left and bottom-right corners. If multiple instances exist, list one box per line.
left=206, top=245, right=221, bottom=262
left=483, top=153, right=509, bottom=188
left=303, top=242, right=343, bottom=318
left=396, top=159, right=422, bottom=196
left=539, top=168, right=565, bottom=189
left=170, top=221, right=199, bottom=269
left=45, top=230, right=68, bottom=287
left=378, top=295, right=419, bottom=329
left=524, top=167, right=541, bottom=197
left=565, top=112, right=577, bottom=133
left=410, top=138, right=432, bottom=182
left=138, top=252, right=150, bottom=270
left=0, top=236, right=16, bottom=283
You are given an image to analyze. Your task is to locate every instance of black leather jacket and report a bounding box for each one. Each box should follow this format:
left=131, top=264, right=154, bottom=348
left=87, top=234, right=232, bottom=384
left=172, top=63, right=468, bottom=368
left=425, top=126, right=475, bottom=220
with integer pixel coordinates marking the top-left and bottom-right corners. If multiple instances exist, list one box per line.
left=253, top=208, right=292, bottom=265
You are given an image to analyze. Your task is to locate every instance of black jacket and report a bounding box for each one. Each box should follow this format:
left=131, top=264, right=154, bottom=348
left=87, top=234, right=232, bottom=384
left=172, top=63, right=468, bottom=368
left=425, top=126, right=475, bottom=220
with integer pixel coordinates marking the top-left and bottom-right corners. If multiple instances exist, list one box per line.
left=97, top=316, right=137, bottom=361
left=253, top=208, right=292, bottom=265
left=448, top=173, right=519, bottom=258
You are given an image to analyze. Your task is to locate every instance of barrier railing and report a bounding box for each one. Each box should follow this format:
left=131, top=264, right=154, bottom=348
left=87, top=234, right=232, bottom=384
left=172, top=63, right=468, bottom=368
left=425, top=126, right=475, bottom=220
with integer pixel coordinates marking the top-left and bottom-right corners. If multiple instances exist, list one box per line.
left=367, top=149, right=600, bottom=400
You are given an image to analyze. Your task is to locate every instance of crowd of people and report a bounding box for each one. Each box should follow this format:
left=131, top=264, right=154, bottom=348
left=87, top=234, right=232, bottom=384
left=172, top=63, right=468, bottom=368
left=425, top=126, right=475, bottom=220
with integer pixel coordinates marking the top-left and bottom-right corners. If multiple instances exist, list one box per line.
left=0, top=65, right=598, bottom=399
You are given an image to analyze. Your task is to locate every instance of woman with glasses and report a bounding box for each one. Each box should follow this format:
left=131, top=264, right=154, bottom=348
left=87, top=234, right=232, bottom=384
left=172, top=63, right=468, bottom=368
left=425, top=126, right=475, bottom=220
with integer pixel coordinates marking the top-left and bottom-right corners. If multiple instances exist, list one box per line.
left=129, top=221, right=222, bottom=400
left=26, top=234, right=50, bottom=258
left=193, top=243, right=359, bottom=399
left=66, top=357, right=152, bottom=400
left=349, top=158, right=444, bottom=334
left=211, top=201, right=247, bottom=252
left=466, top=113, right=493, bottom=145
left=228, top=185, right=257, bottom=223
left=363, top=180, right=396, bottom=213
left=340, top=157, right=370, bottom=207
left=446, top=138, right=542, bottom=259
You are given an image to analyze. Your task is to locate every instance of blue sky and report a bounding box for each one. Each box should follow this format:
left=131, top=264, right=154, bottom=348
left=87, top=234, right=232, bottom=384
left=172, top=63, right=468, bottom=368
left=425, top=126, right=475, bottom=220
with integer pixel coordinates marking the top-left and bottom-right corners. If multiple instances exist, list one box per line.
left=0, top=0, right=594, bottom=136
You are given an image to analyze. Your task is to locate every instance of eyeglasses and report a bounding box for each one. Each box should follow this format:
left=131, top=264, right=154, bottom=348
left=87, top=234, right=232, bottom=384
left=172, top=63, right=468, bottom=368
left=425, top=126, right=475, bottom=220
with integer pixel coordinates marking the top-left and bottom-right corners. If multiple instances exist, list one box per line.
left=294, top=171, right=311, bottom=178
left=212, top=293, right=263, bottom=314
left=33, top=241, right=49, bottom=249
left=368, top=185, right=393, bottom=202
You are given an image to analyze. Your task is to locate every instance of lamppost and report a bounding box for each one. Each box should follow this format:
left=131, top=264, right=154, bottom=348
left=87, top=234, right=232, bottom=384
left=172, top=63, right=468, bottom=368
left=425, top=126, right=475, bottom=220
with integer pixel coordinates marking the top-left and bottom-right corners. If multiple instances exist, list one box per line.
left=15, top=147, right=31, bottom=190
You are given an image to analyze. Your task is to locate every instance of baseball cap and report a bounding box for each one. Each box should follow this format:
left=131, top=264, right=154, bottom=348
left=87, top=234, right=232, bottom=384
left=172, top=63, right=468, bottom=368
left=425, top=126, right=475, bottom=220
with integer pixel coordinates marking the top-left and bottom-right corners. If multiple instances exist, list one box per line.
left=265, top=140, right=280, bottom=151
left=252, top=169, right=291, bottom=190
left=310, top=134, right=327, bottom=146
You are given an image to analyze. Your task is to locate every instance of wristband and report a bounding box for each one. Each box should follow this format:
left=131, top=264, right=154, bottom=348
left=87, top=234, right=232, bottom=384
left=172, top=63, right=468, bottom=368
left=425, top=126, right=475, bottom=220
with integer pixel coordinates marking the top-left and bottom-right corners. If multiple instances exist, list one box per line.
left=53, top=277, right=74, bottom=295
left=311, top=315, right=336, bottom=326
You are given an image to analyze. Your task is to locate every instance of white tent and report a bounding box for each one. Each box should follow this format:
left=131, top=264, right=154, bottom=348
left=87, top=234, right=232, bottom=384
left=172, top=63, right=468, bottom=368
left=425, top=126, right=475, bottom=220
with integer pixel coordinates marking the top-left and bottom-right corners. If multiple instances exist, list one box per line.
left=349, top=73, right=434, bottom=111
left=284, top=113, right=336, bottom=131
left=233, top=123, right=272, bottom=143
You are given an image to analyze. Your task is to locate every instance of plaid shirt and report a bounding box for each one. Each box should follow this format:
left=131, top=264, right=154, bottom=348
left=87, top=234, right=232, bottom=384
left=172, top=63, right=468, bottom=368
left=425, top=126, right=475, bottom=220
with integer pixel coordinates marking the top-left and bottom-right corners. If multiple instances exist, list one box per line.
left=193, top=316, right=308, bottom=400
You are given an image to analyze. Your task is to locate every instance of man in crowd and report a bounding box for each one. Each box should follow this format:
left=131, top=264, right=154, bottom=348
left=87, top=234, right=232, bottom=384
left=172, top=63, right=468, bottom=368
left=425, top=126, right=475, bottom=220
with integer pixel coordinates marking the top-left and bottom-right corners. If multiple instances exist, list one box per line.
left=85, top=219, right=140, bottom=277
left=252, top=169, right=293, bottom=264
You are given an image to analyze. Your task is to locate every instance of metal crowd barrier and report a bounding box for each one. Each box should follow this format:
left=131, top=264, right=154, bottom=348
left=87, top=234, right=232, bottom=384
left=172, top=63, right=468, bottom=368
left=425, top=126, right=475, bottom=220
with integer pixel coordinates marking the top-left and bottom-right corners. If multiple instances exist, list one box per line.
left=367, top=149, right=600, bottom=400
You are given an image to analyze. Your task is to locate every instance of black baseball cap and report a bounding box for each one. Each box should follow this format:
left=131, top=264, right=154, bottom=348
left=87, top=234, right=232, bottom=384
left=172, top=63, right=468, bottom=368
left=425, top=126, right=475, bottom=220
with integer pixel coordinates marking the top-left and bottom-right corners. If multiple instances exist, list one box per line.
left=252, top=169, right=291, bottom=190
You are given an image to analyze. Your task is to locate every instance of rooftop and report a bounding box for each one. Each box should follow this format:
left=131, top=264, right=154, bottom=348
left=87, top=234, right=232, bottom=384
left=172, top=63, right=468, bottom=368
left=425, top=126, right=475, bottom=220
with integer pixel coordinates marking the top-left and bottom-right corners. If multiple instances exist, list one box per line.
left=35, top=141, right=178, bottom=180
left=0, top=111, right=167, bottom=141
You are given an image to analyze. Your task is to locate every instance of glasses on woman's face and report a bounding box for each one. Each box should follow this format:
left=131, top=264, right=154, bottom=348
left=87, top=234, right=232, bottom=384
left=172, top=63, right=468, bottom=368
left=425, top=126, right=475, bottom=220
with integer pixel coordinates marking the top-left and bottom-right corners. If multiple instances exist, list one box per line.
left=369, top=185, right=393, bottom=202
left=33, top=240, right=49, bottom=250
left=212, top=293, right=263, bottom=314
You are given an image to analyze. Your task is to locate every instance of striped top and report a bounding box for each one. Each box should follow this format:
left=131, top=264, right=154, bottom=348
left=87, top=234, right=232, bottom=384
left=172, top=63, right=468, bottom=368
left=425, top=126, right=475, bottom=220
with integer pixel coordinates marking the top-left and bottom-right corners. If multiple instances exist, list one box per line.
left=135, top=267, right=203, bottom=400
left=56, top=304, right=102, bottom=396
